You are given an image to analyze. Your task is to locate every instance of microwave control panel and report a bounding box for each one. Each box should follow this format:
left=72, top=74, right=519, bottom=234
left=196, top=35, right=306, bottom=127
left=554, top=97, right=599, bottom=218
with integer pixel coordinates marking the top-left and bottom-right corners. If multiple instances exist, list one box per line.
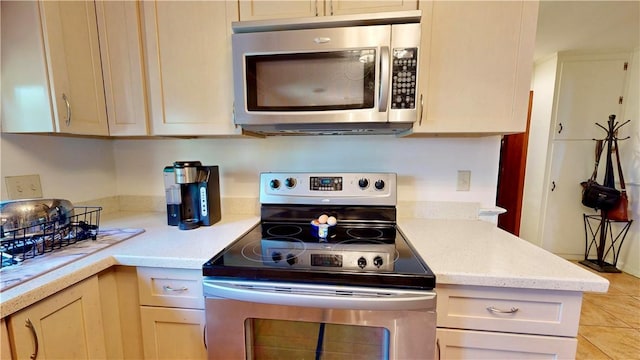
left=391, top=48, right=418, bottom=110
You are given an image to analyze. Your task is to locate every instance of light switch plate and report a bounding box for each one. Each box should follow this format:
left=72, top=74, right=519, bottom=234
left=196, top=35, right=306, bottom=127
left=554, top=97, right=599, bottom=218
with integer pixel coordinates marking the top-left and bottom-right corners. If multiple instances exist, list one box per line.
left=457, top=170, right=471, bottom=191
left=5, top=174, right=43, bottom=200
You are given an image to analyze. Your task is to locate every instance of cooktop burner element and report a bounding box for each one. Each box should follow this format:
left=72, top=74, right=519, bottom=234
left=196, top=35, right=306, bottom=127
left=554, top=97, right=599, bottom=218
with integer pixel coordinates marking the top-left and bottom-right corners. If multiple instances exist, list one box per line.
left=203, top=172, right=435, bottom=290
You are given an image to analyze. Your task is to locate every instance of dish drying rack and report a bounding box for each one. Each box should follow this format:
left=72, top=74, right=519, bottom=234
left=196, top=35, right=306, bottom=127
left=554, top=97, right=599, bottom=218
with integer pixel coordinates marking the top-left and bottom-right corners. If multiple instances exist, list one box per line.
left=0, top=206, right=102, bottom=268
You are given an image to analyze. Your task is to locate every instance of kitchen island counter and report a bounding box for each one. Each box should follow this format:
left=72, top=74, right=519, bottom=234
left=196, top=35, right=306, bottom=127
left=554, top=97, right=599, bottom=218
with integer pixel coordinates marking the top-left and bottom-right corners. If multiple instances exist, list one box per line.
left=1, top=212, right=607, bottom=318
left=398, top=217, right=609, bottom=292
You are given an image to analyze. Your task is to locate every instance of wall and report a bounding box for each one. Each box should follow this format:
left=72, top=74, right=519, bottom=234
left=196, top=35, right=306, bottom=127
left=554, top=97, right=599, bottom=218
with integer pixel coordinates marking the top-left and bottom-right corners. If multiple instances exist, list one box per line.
left=1, top=134, right=502, bottom=212
left=520, top=54, right=557, bottom=244
left=618, top=49, right=639, bottom=277
left=0, top=134, right=117, bottom=202
left=522, top=49, right=639, bottom=277
left=111, top=135, right=502, bottom=207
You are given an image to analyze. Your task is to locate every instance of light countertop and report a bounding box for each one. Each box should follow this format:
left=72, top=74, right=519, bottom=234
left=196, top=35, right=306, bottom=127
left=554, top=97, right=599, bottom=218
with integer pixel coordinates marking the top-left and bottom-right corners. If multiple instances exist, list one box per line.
left=0, top=212, right=608, bottom=318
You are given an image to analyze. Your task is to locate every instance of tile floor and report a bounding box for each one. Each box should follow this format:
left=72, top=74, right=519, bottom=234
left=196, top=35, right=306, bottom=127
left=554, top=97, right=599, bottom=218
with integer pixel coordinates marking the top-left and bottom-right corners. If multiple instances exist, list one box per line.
left=576, top=264, right=640, bottom=359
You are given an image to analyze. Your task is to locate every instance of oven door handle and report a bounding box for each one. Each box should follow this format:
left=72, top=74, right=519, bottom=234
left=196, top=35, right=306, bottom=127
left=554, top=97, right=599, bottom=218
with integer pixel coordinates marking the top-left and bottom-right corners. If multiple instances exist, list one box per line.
left=203, top=279, right=435, bottom=311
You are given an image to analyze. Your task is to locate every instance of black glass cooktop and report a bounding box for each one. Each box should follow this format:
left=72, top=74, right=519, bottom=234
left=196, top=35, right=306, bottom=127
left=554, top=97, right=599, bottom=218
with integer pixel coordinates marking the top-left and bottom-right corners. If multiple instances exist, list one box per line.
left=203, top=220, right=436, bottom=290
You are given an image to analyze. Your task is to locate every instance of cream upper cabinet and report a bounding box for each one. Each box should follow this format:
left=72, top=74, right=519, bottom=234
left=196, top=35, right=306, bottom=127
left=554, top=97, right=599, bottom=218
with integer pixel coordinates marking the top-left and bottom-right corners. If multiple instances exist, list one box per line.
left=1, top=1, right=108, bottom=135
left=238, top=0, right=417, bottom=21
left=239, top=0, right=323, bottom=19
left=96, top=1, right=149, bottom=136
left=411, top=0, right=538, bottom=135
left=8, top=276, right=106, bottom=360
left=142, top=1, right=241, bottom=136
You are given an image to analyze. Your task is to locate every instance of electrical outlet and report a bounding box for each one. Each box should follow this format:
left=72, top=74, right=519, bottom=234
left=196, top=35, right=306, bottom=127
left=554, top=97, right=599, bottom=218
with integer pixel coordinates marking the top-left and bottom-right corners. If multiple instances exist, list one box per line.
left=457, top=170, right=471, bottom=191
left=5, top=175, right=43, bottom=200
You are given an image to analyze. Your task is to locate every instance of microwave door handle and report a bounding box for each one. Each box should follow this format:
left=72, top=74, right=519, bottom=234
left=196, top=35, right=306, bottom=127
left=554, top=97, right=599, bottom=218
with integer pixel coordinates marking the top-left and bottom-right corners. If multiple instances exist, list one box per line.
left=378, top=46, right=390, bottom=112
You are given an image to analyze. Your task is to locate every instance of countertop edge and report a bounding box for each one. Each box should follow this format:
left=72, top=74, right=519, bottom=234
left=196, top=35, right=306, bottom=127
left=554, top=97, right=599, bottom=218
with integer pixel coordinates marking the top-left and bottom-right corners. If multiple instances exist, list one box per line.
left=1, top=213, right=610, bottom=318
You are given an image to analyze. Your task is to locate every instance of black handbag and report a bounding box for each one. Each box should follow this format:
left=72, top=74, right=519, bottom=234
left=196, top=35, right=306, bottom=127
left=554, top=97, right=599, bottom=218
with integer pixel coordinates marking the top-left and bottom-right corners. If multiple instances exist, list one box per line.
left=581, top=139, right=620, bottom=210
left=581, top=179, right=620, bottom=210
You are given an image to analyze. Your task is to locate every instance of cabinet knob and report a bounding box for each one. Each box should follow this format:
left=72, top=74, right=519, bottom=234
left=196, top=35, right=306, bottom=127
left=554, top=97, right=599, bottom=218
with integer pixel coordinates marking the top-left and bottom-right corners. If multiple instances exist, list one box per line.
left=558, top=122, right=563, bottom=134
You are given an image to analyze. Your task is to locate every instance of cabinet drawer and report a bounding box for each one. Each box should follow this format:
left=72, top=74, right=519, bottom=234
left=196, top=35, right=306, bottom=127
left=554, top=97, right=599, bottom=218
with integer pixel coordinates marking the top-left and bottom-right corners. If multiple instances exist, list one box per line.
left=436, top=284, right=582, bottom=337
left=437, top=328, right=577, bottom=359
left=138, top=267, right=204, bottom=309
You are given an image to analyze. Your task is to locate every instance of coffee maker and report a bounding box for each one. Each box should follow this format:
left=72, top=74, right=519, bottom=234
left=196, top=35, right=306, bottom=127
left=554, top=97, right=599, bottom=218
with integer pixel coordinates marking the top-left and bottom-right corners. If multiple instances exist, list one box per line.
left=163, top=161, right=221, bottom=230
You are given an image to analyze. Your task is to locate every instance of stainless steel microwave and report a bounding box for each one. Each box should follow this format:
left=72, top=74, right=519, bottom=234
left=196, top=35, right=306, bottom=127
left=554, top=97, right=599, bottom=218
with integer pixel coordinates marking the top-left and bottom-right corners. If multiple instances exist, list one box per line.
left=231, top=11, right=422, bottom=135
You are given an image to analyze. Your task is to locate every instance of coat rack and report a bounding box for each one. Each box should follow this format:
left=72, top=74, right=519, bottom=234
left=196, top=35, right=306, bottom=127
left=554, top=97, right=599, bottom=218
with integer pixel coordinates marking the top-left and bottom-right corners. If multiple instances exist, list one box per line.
left=580, top=115, right=633, bottom=273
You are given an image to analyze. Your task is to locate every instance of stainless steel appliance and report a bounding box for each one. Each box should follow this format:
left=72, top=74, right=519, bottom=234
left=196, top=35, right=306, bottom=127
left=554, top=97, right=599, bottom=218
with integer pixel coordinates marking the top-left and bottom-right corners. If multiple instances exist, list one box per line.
left=163, top=161, right=221, bottom=230
left=203, top=172, right=436, bottom=359
left=232, top=11, right=422, bottom=136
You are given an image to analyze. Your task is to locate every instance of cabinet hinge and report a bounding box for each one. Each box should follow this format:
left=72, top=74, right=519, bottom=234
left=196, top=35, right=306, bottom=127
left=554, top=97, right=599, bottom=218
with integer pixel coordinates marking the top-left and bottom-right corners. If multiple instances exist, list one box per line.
left=624, top=62, right=628, bottom=71
left=619, top=96, right=624, bottom=104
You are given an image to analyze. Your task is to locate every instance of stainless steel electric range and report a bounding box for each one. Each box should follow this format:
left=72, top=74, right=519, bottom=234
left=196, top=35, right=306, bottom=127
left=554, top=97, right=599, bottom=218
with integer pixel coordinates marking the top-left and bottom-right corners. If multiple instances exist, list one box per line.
left=203, top=172, right=436, bottom=360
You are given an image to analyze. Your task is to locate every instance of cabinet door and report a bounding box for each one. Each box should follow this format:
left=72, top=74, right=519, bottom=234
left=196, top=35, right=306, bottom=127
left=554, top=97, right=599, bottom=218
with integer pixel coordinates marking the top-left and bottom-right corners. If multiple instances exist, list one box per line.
left=8, top=276, right=106, bottom=360
left=96, top=1, right=149, bottom=136
left=1, top=319, right=11, bottom=360
left=539, top=140, right=602, bottom=257
left=142, top=0, right=241, bottom=136
left=329, top=0, right=417, bottom=15
left=1, top=1, right=56, bottom=133
left=140, top=307, right=207, bottom=360
left=239, top=0, right=323, bottom=20
left=552, top=54, right=630, bottom=140
left=40, top=1, right=109, bottom=135
left=238, top=0, right=417, bottom=20
left=413, top=1, right=538, bottom=134
left=437, top=328, right=577, bottom=359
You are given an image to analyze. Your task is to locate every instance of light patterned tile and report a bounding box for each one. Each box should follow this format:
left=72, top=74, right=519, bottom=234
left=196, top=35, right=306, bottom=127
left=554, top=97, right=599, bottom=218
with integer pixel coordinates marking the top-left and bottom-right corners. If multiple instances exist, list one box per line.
left=579, top=326, right=640, bottom=360
left=605, top=273, right=640, bottom=296
left=576, top=334, right=612, bottom=360
left=594, top=295, right=640, bottom=328
left=580, top=298, right=632, bottom=327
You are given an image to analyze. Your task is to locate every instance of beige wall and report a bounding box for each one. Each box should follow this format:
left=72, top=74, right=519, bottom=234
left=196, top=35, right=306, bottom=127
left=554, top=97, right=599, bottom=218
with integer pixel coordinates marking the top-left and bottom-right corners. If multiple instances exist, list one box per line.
left=1, top=134, right=502, bottom=208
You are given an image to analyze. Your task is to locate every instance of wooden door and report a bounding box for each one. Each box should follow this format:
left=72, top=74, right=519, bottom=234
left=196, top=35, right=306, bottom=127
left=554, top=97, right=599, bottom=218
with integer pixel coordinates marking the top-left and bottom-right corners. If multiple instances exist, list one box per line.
left=496, top=91, right=533, bottom=235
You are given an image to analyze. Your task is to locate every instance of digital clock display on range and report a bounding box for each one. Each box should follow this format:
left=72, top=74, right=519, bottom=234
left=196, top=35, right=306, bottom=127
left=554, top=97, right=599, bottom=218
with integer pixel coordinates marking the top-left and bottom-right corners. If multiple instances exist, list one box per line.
left=310, top=176, right=343, bottom=191
left=311, top=254, right=343, bottom=267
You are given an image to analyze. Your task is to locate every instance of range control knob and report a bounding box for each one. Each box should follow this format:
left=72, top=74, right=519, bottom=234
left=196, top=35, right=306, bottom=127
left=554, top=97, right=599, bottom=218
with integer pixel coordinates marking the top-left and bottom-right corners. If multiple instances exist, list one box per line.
left=272, top=251, right=282, bottom=263
left=374, top=180, right=385, bottom=190
left=285, top=177, right=296, bottom=188
left=270, top=179, right=281, bottom=189
left=286, top=253, right=297, bottom=266
left=358, top=178, right=369, bottom=189
left=373, top=256, right=384, bottom=268
left=357, top=257, right=367, bottom=269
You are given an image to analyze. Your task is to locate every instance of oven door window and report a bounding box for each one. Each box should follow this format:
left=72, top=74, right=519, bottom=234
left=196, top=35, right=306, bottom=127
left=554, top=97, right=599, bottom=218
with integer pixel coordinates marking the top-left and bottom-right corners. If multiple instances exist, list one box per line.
left=245, top=50, right=376, bottom=111
left=245, top=318, right=389, bottom=359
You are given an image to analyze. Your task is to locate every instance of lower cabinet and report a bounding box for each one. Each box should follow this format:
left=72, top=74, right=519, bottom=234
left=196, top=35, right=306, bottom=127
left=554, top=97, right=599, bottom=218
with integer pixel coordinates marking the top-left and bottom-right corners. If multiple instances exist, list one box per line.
left=7, top=276, right=106, bottom=359
left=435, top=284, right=582, bottom=359
left=1, top=319, right=11, bottom=360
left=140, top=307, right=207, bottom=360
left=137, top=267, right=206, bottom=360
left=437, top=328, right=577, bottom=359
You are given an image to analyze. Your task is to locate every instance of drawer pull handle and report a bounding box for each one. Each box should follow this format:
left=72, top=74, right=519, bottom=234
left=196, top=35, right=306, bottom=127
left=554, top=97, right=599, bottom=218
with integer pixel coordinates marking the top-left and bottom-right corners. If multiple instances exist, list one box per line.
left=163, top=285, right=188, bottom=292
left=486, top=306, right=519, bottom=314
